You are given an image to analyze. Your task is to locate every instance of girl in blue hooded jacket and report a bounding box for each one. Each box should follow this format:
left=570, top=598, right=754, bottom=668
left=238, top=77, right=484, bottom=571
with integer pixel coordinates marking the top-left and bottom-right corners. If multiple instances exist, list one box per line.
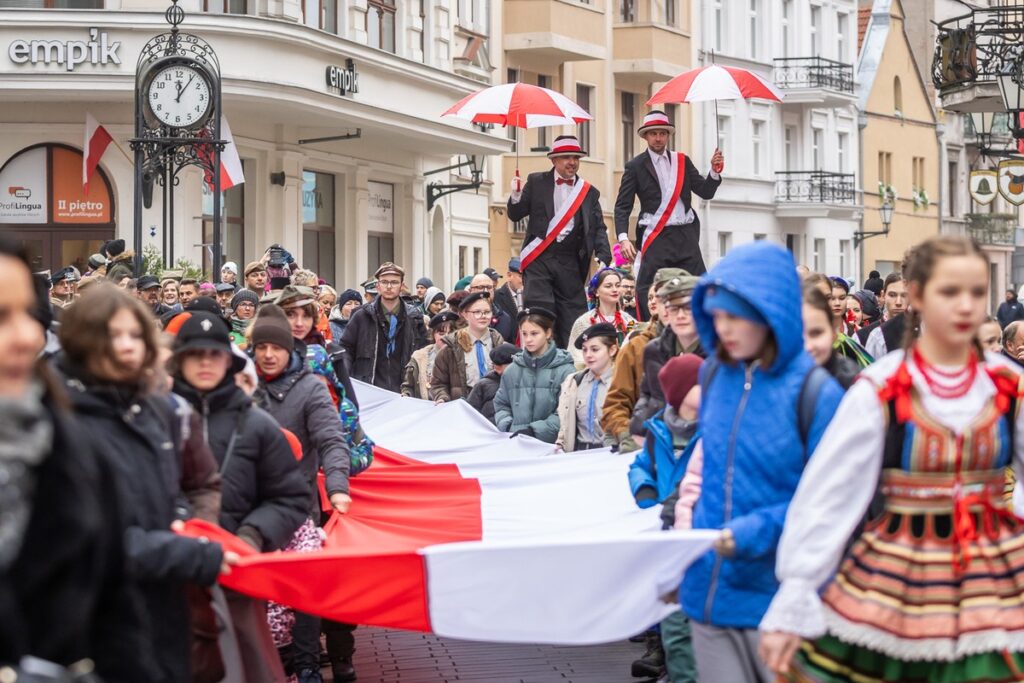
left=680, top=241, right=844, bottom=682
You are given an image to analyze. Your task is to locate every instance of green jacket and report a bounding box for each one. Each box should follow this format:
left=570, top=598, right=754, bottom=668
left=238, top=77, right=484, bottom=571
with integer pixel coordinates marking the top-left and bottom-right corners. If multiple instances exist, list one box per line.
left=493, top=342, right=576, bottom=443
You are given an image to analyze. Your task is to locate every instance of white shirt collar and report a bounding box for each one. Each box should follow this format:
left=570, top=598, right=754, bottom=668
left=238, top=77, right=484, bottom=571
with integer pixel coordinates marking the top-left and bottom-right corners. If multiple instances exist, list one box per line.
left=553, top=169, right=576, bottom=184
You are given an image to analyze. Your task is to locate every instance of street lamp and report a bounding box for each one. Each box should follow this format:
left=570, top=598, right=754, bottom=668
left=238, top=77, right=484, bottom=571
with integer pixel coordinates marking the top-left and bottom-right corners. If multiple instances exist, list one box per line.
left=854, top=200, right=894, bottom=247
left=998, top=61, right=1024, bottom=139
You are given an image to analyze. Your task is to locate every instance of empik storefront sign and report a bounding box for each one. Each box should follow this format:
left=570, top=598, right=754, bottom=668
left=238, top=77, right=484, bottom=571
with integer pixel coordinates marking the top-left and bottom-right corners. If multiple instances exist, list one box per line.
left=7, top=28, right=121, bottom=71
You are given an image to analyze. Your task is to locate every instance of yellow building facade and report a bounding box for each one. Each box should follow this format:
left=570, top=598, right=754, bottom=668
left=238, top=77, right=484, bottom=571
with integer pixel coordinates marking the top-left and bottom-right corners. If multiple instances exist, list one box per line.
left=858, top=0, right=939, bottom=276
left=486, top=0, right=693, bottom=276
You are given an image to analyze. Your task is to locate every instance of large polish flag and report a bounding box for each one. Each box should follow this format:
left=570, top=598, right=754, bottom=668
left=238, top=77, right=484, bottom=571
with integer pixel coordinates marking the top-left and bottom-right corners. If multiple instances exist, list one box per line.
left=198, top=115, right=245, bottom=192
left=182, top=382, right=715, bottom=644
left=83, top=113, right=113, bottom=193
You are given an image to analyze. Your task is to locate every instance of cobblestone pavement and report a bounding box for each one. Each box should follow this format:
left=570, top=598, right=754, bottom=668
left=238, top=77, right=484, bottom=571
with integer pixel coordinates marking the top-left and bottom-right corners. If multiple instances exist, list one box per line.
left=337, top=626, right=656, bottom=683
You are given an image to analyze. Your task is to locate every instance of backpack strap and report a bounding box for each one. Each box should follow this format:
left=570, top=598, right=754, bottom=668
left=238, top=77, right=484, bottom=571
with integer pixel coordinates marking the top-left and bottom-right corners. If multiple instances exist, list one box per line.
left=699, top=357, right=720, bottom=398
left=797, top=365, right=831, bottom=447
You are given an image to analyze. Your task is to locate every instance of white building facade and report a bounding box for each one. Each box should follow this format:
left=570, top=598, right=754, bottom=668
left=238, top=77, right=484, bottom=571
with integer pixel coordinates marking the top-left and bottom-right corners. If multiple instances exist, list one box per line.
left=0, top=0, right=507, bottom=288
left=692, top=0, right=861, bottom=281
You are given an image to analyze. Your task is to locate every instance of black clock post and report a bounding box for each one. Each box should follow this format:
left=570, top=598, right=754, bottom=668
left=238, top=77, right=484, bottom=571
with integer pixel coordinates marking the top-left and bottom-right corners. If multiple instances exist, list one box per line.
left=131, top=0, right=225, bottom=277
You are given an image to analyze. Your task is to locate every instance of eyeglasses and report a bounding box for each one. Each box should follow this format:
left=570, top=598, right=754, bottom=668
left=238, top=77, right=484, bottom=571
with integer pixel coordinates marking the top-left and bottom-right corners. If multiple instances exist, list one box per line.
left=467, top=309, right=493, bottom=318
left=664, top=303, right=692, bottom=317
left=236, top=301, right=255, bottom=310
left=470, top=285, right=494, bottom=293
left=378, top=280, right=402, bottom=288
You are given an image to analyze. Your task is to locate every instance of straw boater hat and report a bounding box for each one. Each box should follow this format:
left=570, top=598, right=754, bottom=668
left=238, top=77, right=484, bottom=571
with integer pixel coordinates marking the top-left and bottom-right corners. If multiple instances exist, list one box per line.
left=547, top=135, right=587, bottom=159
left=637, top=110, right=675, bottom=136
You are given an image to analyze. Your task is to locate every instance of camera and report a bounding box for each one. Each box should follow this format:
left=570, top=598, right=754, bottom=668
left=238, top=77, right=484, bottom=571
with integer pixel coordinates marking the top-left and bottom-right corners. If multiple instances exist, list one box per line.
left=267, top=244, right=287, bottom=268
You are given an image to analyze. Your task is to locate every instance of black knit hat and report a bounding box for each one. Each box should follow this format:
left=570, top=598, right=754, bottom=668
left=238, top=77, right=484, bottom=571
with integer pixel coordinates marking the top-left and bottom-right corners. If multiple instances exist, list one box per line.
left=173, top=312, right=246, bottom=373
left=251, top=304, right=294, bottom=352
left=574, top=322, right=618, bottom=349
left=104, top=238, right=126, bottom=258
left=230, top=288, right=260, bottom=312
left=185, top=296, right=222, bottom=315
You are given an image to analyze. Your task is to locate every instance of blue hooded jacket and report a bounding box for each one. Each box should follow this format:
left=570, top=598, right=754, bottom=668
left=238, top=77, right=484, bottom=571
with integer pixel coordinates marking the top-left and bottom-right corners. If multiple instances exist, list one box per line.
left=628, top=408, right=698, bottom=507
left=680, top=241, right=844, bottom=629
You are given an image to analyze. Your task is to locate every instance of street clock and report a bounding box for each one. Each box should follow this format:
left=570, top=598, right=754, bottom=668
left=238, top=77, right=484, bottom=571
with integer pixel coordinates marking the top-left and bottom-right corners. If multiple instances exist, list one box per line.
left=144, top=58, right=214, bottom=130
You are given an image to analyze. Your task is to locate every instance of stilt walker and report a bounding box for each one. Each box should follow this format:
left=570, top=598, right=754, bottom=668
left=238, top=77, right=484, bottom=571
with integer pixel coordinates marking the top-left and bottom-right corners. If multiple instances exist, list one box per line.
left=507, top=135, right=611, bottom=349
left=613, top=111, right=723, bottom=320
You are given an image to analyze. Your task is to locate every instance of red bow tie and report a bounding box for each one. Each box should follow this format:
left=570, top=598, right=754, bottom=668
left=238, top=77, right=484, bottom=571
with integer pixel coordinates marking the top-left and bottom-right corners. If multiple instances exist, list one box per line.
left=556, top=176, right=576, bottom=186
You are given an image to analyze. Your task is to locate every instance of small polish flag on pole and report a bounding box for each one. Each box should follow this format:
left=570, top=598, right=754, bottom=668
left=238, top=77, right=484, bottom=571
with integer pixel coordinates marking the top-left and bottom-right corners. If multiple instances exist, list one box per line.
left=83, top=113, right=113, bottom=193
left=206, top=115, right=245, bottom=191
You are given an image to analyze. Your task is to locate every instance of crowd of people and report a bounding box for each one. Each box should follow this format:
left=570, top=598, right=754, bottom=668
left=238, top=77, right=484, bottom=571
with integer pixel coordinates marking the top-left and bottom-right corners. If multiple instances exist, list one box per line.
left=8, top=215, right=1024, bottom=683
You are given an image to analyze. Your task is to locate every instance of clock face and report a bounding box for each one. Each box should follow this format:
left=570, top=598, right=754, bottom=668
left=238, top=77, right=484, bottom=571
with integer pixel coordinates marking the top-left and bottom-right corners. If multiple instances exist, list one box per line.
left=147, top=64, right=212, bottom=129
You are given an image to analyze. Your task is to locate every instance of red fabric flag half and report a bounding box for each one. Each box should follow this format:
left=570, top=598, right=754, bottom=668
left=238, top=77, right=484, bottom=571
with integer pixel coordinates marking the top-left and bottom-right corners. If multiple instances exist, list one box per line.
left=83, top=112, right=113, bottom=193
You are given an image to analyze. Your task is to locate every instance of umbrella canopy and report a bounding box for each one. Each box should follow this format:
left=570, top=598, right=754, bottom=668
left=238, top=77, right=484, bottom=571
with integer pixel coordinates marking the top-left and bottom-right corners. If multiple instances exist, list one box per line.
left=443, top=83, right=593, bottom=129
left=648, top=65, right=783, bottom=105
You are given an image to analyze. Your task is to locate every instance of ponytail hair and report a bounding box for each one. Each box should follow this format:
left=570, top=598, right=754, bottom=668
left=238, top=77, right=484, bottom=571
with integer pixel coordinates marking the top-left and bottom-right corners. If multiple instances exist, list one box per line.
left=900, top=235, right=988, bottom=352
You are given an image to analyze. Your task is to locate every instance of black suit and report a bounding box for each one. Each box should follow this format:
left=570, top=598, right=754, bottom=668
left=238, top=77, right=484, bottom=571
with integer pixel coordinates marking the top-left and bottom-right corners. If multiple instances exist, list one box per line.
left=614, top=151, right=721, bottom=317
left=492, top=282, right=520, bottom=319
left=507, top=170, right=611, bottom=347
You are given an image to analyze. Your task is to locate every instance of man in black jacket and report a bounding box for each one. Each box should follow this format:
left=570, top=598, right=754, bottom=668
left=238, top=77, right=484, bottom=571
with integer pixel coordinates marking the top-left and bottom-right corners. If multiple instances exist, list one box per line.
left=492, top=256, right=524, bottom=322
left=997, top=289, right=1024, bottom=330
left=614, top=111, right=724, bottom=318
left=340, top=261, right=428, bottom=392
left=507, top=135, right=612, bottom=348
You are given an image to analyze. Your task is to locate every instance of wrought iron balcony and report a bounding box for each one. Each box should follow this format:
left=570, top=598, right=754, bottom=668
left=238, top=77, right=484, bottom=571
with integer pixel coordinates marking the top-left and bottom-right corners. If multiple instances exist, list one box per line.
left=775, top=171, right=856, bottom=205
left=932, top=5, right=1024, bottom=110
left=773, top=57, right=855, bottom=94
left=966, top=212, right=1017, bottom=247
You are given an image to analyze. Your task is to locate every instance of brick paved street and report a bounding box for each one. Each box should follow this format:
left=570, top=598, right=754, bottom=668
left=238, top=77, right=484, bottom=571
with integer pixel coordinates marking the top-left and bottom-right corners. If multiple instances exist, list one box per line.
left=339, top=627, right=656, bottom=683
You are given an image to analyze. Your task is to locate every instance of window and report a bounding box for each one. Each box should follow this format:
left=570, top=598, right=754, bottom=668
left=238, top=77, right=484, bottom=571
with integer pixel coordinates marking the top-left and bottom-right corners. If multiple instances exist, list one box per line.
left=201, top=165, right=246, bottom=277
left=716, top=116, right=730, bottom=156
left=303, top=0, right=338, bottom=31
left=893, top=76, right=903, bottom=116
left=712, top=0, right=723, bottom=52
left=367, top=180, right=394, bottom=280
left=619, top=0, right=635, bottom=22
left=473, top=247, right=483, bottom=273
left=912, top=156, right=925, bottom=189
left=204, top=0, right=246, bottom=13
left=837, top=132, right=849, bottom=172
left=367, top=0, right=396, bottom=53
left=877, top=151, right=892, bottom=185
left=947, top=159, right=958, bottom=216
left=839, top=239, right=851, bottom=278
left=718, top=231, right=732, bottom=259
left=781, top=0, right=792, bottom=58
left=507, top=69, right=519, bottom=140
left=811, top=128, right=822, bottom=169
left=810, top=5, right=821, bottom=55
left=748, top=0, right=760, bottom=60
left=301, top=171, right=336, bottom=285
left=576, top=84, right=594, bottom=154
left=621, top=92, right=635, bottom=166
left=665, top=0, right=676, bottom=27
left=537, top=75, right=550, bottom=149
left=665, top=103, right=678, bottom=128
left=784, top=125, right=796, bottom=171
left=367, top=234, right=394, bottom=273
left=786, top=234, right=801, bottom=258
left=458, top=245, right=468, bottom=278
left=12, top=0, right=103, bottom=6
left=754, top=233, right=767, bottom=241
left=836, top=13, right=848, bottom=62
left=751, top=120, right=764, bottom=176
left=813, top=238, right=826, bottom=272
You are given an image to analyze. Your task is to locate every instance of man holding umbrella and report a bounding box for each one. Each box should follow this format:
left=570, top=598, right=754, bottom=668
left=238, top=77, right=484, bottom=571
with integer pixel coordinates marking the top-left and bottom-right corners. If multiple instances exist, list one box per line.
left=508, top=134, right=611, bottom=348
left=615, top=111, right=724, bottom=318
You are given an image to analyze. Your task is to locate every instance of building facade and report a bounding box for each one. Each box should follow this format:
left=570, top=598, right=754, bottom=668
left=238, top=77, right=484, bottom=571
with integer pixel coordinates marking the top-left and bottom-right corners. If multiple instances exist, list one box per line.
left=857, top=0, right=940, bottom=279
left=0, top=0, right=509, bottom=288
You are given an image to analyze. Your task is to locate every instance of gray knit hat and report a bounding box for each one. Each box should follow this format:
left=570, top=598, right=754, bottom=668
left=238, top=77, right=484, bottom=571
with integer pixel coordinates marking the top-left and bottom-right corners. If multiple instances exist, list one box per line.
left=230, top=288, right=260, bottom=312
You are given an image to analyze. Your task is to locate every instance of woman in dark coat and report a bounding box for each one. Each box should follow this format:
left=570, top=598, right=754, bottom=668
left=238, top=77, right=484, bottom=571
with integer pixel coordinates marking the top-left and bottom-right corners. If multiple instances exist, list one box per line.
left=56, top=283, right=230, bottom=683
left=0, top=237, right=153, bottom=681
left=172, top=311, right=310, bottom=683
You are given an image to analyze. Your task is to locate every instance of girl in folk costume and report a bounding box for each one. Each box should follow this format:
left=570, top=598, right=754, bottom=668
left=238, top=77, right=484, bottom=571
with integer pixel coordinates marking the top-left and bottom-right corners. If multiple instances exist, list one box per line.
left=568, top=268, right=636, bottom=368
left=760, top=235, right=1024, bottom=682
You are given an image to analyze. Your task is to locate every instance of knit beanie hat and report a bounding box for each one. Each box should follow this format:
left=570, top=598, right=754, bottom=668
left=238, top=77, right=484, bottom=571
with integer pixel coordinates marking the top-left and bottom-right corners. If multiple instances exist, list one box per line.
left=338, top=288, right=362, bottom=308
left=105, top=238, right=126, bottom=258
left=659, top=354, right=704, bottom=411
left=250, top=304, right=294, bottom=352
left=231, top=288, right=260, bottom=312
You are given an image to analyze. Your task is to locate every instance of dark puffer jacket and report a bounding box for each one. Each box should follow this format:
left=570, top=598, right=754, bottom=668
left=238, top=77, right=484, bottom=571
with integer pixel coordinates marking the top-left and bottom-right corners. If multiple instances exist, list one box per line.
left=173, top=376, right=309, bottom=551
left=1, top=385, right=155, bottom=681
left=255, top=348, right=350, bottom=515
left=467, top=370, right=501, bottom=423
left=339, top=298, right=428, bottom=392
left=56, top=359, right=224, bottom=683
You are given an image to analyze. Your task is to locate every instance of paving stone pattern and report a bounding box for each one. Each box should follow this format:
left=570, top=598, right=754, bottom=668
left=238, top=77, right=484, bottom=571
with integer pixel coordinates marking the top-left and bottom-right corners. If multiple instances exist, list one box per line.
left=345, top=627, right=655, bottom=682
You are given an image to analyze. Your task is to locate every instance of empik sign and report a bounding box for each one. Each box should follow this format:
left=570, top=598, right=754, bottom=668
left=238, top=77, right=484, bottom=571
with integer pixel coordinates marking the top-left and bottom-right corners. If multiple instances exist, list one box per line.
left=8, top=28, right=122, bottom=71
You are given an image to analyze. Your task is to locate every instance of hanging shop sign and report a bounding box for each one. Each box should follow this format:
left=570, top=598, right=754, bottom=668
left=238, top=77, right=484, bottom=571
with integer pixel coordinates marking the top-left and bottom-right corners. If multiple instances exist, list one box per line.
left=969, top=169, right=997, bottom=206
left=998, top=159, right=1024, bottom=206
left=326, top=59, right=359, bottom=97
left=7, top=28, right=122, bottom=71
left=367, top=181, right=394, bottom=234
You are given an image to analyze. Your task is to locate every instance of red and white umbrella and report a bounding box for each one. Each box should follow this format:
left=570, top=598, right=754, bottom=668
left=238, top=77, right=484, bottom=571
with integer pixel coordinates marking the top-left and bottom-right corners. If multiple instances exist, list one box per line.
left=443, top=82, right=592, bottom=128
left=648, top=64, right=783, bottom=105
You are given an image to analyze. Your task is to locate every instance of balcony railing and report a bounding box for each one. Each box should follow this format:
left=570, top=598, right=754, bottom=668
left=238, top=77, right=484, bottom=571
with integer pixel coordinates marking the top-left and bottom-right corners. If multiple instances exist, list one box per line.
left=775, top=171, right=856, bottom=205
left=773, top=57, right=854, bottom=94
left=932, top=6, right=1024, bottom=90
left=966, top=212, right=1017, bottom=246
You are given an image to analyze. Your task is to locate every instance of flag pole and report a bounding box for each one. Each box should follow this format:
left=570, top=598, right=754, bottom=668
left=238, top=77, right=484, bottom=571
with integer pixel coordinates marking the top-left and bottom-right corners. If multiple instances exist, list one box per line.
left=111, top=138, right=134, bottom=165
